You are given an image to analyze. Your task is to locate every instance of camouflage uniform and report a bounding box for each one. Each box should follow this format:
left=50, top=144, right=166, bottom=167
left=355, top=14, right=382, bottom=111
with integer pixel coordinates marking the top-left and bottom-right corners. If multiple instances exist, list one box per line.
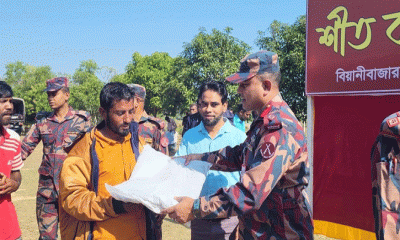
left=138, top=114, right=169, bottom=155
left=128, top=84, right=169, bottom=239
left=21, top=107, right=91, bottom=239
left=192, top=95, right=313, bottom=239
left=371, top=112, right=400, bottom=240
left=127, top=83, right=169, bottom=155
left=136, top=114, right=168, bottom=240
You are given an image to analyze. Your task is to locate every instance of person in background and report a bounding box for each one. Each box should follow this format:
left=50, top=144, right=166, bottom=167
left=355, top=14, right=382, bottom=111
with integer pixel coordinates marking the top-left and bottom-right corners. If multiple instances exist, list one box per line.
left=182, top=103, right=202, bottom=137
left=222, top=107, right=235, bottom=125
left=233, top=104, right=252, bottom=132
left=163, top=51, right=313, bottom=239
left=175, top=80, right=247, bottom=239
left=0, top=81, right=24, bottom=240
left=371, top=112, right=400, bottom=240
left=128, top=83, right=168, bottom=239
left=128, top=84, right=169, bottom=155
left=165, top=116, right=177, bottom=156
left=21, top=77, right=91, bottom=239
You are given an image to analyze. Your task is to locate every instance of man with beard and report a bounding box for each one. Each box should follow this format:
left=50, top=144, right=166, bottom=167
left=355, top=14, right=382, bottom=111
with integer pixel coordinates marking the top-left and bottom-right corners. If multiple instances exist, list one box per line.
left=59, top=82, right=156, bottom=240
left=175, top=80, right=246, bottom=239
left=21, top=77, right=91, bottom=239
left=163, top=51, right=313, bottom=239
left=0, top=81, right=24, bottom=240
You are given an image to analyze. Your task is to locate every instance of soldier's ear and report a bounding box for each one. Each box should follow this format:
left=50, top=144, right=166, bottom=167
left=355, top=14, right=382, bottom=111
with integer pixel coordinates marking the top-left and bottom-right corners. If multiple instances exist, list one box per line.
left=261, top=79, right=272, bottom=97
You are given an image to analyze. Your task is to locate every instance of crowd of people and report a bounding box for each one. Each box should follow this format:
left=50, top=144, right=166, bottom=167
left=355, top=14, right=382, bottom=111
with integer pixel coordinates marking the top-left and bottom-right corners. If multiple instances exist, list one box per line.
left=0, top=50, right=316, bottom=239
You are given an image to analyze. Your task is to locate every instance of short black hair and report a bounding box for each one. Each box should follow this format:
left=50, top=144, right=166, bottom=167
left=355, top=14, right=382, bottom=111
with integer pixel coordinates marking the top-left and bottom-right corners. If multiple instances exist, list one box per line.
left=236, top=104, right=245, bottom=113
left=100, top=82, right=133, bottom=111
left=197, top=81, right=228, bottom=104
left=0, top=81, right=13, bottom=98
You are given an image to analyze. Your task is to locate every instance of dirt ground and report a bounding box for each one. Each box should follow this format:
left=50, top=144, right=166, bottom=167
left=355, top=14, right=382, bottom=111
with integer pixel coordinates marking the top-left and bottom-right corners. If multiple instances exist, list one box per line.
left=13, top=142, right=333, bottom=239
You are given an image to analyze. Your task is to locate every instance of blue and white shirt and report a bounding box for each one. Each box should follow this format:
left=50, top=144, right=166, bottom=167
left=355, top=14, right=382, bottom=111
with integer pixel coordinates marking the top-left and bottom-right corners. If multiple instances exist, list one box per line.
left=175, top=119, right=246, bottom=196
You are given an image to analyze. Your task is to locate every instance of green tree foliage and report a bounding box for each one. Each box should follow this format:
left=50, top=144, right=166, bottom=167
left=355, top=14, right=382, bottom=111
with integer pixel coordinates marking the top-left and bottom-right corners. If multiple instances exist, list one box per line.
left=179, top=27, right=251, bottom=109
left=70, top=60, right=104, bottom=123
left=4, top=62, right=53, bottom=121
left=256, top=15, right=306, bottom=122
left=124, top=52, right=176, bottom=117
left=4, top=61, right=26, bottom=86
left=72, top=59, right=99, bottom=84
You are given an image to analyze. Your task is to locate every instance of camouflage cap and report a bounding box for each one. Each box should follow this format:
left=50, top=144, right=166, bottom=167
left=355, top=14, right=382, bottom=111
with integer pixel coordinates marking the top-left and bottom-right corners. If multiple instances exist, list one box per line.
left=127, top=83, right=146, bottom=99
left=226, top=50, right=280, bottom=84
left=44, top=77, right=69, bottom=92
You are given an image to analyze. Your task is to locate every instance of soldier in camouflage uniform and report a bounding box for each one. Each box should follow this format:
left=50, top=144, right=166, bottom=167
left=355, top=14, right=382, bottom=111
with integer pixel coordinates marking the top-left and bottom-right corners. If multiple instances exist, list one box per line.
left=128, top=83, right=168, bottom=240
left=21, top=77, right=91, bottom=239
left=162, top=51, right=314, bottom=239
left=128, top=84, right=169, bottom=155
left=371, top=112, right=400, bottom=240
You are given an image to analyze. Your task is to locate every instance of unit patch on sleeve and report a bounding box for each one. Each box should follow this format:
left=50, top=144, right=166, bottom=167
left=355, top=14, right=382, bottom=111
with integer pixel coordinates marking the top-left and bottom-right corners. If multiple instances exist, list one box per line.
left=260, top=142, right=276, bottom=159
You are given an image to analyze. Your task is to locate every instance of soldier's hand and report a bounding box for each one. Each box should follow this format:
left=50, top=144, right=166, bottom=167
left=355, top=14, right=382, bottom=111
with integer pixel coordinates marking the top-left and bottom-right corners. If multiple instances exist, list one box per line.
left=161, top=196, right=195, bottom=224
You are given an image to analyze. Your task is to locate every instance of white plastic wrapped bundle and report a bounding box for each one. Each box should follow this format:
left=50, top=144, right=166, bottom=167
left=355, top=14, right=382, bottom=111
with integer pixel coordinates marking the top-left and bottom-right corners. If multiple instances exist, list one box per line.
left=106, top=145, right=211, bottom=214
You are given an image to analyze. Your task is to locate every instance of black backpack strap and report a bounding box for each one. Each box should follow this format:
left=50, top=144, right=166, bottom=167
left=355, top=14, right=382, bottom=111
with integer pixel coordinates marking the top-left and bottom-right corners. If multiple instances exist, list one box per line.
left=90, top=138, right=100, bottom=193
left=88, top=138, right=99, bottom=240
left=130, top=122, right=140, bottom=160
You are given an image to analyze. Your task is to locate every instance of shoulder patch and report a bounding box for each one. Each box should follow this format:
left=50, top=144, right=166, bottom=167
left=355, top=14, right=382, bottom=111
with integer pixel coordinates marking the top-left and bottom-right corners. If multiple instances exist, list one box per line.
left=76, top=110, right=91, bottom=120
left=260, top=142, right=276, bottom=159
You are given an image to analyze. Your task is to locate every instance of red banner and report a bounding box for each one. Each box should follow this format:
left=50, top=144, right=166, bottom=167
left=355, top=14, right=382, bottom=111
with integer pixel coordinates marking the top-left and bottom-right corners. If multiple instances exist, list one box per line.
left=313, top=95, right=400, bottom=235
left=306, top=0, right=400, bottom=95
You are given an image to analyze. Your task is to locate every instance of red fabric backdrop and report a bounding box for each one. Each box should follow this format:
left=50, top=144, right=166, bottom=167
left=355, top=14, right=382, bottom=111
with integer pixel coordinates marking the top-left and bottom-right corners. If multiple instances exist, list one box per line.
left=313, top=95, right=400, bottom=231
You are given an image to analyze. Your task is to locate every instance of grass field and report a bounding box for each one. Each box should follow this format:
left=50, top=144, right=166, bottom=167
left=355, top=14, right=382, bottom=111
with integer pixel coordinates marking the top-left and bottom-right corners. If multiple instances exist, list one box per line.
left=12, top=142, right=334, bottom=239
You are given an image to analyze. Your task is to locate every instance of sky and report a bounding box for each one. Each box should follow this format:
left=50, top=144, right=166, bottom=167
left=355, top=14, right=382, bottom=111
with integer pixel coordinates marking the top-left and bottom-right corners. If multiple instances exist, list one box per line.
left=0, top=0, right=306, bottom=79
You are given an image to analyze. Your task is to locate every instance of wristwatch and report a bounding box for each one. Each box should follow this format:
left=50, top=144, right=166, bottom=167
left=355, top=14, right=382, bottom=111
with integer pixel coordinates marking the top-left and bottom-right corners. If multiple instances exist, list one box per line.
left=192, top=198, right=201, bottom=218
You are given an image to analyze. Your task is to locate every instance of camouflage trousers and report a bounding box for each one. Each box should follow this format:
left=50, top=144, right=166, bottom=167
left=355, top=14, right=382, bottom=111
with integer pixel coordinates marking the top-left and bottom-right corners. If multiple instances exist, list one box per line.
left=36, top=175, right=59, bottom=240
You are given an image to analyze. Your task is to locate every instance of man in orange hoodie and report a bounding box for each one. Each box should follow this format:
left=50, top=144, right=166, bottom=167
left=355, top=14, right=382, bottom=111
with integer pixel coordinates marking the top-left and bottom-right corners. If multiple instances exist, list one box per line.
left=59, top=82, right=151, bottom=240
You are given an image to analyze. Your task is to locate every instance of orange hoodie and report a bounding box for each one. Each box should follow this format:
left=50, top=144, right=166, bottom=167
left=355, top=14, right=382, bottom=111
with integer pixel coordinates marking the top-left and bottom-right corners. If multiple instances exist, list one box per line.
left=59, top=126, right=146, bottom=240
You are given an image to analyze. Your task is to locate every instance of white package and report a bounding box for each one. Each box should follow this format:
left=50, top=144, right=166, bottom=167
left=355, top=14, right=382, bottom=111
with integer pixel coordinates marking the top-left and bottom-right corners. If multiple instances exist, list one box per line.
left=106, top=145, right=211, bottom=214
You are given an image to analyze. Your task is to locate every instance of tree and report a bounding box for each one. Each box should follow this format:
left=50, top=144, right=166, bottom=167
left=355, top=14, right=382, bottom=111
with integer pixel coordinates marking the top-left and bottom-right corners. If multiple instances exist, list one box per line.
left=4, top=61, right=26, bottom=86
left=70, top=60, right=104, bottom=123
left=256, top=15, right=306, bottom=122
left=97, top=66, right=117, bottom=82
left=4, top=62, right=53, bottom=121
left=179, top=27, right=251, bottom=110
left=124, top=52, right=176, bottom=117
left=72, top=59, right=99, bottom=85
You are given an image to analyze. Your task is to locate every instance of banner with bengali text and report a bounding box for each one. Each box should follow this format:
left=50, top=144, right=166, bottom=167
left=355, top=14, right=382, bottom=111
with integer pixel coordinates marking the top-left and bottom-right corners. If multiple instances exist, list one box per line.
left=306, top=0, right=400, bottom=95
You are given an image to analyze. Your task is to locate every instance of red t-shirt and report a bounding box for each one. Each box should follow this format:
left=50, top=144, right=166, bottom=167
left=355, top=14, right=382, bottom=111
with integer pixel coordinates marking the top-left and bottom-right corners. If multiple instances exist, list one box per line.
left=0, top=126, right=23, bottom=240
